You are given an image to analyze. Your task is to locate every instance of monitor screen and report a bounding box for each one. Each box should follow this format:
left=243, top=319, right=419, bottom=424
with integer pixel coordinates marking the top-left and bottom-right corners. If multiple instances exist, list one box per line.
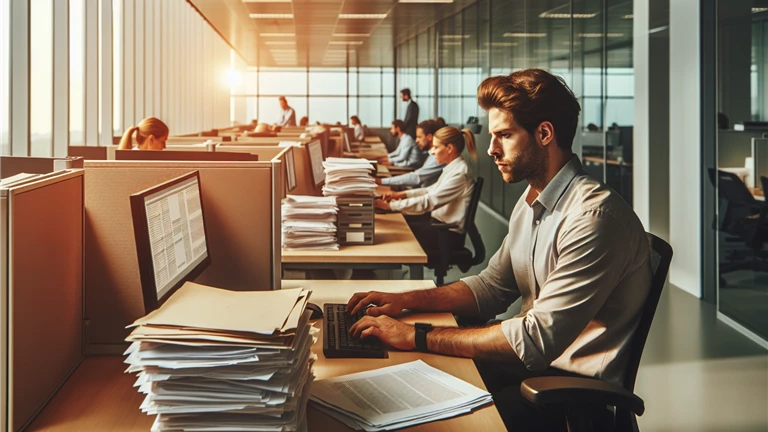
left=307, top=140, right=325, bottom=187
left=285, top=146, right=297, bottom=192
left=130, top=171, right=210, bottom=313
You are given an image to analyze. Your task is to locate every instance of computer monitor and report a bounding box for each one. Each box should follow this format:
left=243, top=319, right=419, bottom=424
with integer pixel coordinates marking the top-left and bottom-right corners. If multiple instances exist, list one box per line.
left=307, top=140, right=325, bottom=187
left=285, top=146, right=297, bottom=192
left=130, top=171, right=211, bottom=313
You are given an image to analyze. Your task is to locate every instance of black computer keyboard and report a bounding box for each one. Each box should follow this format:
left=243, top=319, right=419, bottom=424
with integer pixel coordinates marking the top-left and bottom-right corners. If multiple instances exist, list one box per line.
left=323, top=303, right=388, bottom=358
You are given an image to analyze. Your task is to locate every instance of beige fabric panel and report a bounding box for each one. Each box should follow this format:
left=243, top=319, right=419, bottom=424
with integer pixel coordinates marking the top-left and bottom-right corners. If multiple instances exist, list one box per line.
left=84, top=162, right=276, bottom=350
left=9, top=174, right=84, bottom=431
left=0, top=157, right=57, bottom=179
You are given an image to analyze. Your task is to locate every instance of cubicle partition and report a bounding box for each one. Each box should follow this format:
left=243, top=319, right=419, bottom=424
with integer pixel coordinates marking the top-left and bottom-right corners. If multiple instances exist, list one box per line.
left=84, top=159, right=282, bottom=354
left=218, top=140, right=323, bottom=196
left=68, top=145, right=118, bottom=161
left=0, top=156, right=84, bottom=179
left=1, top=170, right=84, bottom=431
left=213, top=146, right=295, bottom=198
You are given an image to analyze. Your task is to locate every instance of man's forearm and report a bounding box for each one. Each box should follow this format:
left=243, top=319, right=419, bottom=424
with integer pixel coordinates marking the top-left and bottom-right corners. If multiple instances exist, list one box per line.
left=426, top=324, right=516, bottom=361
left=402, top=281, right=479, bottom=316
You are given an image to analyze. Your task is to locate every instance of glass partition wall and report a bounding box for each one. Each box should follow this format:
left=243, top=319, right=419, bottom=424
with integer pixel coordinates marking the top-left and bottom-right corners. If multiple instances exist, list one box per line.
left=715, top=1, right=768, bottom=344
left=395, top=0, right=635, bottom=219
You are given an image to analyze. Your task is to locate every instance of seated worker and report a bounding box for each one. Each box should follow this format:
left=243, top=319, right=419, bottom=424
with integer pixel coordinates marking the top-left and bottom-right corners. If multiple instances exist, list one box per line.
left=299, top=116, right=309, bottom=127
left=434, top=116, right=447, bottom=128
left=347, top=69, right=652, bottom=432
left=383, top=120, right=428, bottom=168
left=376, top=119, right=445, bottom=189
left=350, top=115, right=365, bottom=141
left=374, top=125, right=477, bottom=252
left=118, top=117, right=169, bottom=150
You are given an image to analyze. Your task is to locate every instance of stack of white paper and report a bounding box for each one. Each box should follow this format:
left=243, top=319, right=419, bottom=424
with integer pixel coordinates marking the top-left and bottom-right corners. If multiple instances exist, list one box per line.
left=309, top=360, right=493, bottom=431
left=282, top=195, right=339, bottom=251
left=125, top=282, right=318, bottom=432
left=322, top=157, right=377, bottom=197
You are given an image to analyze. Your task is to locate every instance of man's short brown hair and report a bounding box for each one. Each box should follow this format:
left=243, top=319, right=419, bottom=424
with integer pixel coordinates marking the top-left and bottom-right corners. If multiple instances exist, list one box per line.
left=477, top=68, right=581, bottom=149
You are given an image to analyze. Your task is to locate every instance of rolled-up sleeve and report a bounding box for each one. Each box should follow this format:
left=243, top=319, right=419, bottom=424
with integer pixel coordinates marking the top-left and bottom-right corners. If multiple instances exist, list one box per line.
left=461, top=234, right=520, bottom=319
left=382, top=171, right=420, bottom=187
left=500, top=211, right=631, bottom=371
left=390, top=171, right=465, bottom=215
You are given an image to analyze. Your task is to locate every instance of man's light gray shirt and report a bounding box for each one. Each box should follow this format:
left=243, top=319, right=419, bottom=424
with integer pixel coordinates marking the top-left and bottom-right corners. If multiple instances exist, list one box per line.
left=462, top=156, right=652, bottom=384
left=382, top=154, right=445, bottom=188
left=277, top=107, right=296, bottom=127
left=388, top=134, right=427, bottom=168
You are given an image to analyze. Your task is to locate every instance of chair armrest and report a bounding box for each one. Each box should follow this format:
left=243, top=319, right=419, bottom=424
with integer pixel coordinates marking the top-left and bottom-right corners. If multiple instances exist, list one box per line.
left=520, top=376, right=645, bottom=416
left=431, top=222, right=458, bottom=230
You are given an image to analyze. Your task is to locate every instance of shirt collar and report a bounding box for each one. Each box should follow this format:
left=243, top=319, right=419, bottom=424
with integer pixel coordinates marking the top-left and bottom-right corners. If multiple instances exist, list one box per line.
left=535, top=155, right=582, bottom=213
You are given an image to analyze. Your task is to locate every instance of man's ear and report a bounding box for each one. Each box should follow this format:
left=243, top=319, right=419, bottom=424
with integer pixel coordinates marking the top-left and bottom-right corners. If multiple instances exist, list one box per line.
left=538, top=121, right=555, bottom=147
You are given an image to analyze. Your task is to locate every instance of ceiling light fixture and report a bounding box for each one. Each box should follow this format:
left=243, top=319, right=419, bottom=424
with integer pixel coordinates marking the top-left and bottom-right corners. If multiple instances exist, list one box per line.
left=243, top=0, right=291, bottom=3
left=503, top=32, right=546, bottom=38
left=440, top=34, right=470, bottom=39
left=441, top=41, right=461, bottom=46
left=265, top=41, right=296, bottom=45
left=332, top=33, right=371, bottom=37
left=338, top=14, right=387, bottom=19
left=249, top=13, right=293, bottom=19
left=484, top=42, right=518, bottom=47
left=539, top=12, right=598, bottom=19
left=260, top=33, right=295, bottom=37
left=399, top=0, right=453, bottom=3
left=329, top=41, right=364, bottom=45
left=622, top=14, right=634, bottom=19
left=753, top=7, right=768, bottom=12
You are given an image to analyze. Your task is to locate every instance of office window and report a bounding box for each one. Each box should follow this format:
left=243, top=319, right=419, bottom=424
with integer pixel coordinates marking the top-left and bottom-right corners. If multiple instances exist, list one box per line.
left=259, top=68, right=307, bottom=96
left=308, top=68, right=346, bottom=95
left=30, top=0, right=54, bottom=156
left=0, top=0, right=9, bottom=155
left=309, top=97, right=346, bottom=125
left=358, top=68, right=382, bottom=95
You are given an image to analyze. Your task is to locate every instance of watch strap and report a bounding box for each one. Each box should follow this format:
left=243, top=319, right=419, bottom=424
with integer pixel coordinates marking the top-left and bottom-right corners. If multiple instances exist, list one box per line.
left=414, top=322, right=433, bottom=352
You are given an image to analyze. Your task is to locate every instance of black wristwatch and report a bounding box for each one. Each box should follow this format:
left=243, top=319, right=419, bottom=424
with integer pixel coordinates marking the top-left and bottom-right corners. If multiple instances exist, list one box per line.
left=414, top=322, right=433, bottom=352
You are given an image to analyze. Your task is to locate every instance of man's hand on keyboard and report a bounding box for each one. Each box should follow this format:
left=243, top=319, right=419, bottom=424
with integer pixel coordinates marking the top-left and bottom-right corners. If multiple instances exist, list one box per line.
left=346, top=291, right=407, bottom=317
left=348, top=315, right=415, bottom=351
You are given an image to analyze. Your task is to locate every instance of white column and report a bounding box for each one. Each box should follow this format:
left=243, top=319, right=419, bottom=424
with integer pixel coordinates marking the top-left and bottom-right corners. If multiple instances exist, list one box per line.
left=99, top=0, right=113, bottom=147
left=10, top=0, right=29, bottom=155
left=669, top=0, right=702, bottom=297
left=53, top=0, right=70, bottom=157
left=134, top=0, right=144, bottom=121
left=123, top=0, right=134, bottom=130
left=85, top=0, right=98, bottom=146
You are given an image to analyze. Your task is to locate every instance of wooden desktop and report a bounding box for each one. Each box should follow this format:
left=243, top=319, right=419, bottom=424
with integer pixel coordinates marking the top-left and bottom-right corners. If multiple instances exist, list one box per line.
left=281, top=212, right=428, bottom=279
left=27, top=280, right=504, bottom=431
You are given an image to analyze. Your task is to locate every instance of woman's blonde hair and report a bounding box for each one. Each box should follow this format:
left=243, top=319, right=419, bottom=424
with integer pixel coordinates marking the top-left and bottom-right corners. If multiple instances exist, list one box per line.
left=118, top=117, right=169, bottom=150
left=434, top=126, right=478, bottom=161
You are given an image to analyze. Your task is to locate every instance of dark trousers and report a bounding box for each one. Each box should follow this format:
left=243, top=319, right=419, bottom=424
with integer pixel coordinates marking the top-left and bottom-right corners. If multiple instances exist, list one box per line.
left=404, top=213, right=464, bottom=253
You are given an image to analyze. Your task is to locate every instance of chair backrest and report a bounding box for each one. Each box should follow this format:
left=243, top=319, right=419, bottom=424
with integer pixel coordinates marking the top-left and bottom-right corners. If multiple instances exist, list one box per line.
left=622, top=233, right=673, bottom=393
left=760, top=176, right=768, bottom=198
left=713, top=169, right=757, bottom=206
left=465, top=177, right=486, bottom=265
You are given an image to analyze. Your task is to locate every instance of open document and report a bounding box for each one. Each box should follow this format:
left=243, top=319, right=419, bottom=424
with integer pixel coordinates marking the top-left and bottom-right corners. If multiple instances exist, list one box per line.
left=309, top=360, right=492, bottom=431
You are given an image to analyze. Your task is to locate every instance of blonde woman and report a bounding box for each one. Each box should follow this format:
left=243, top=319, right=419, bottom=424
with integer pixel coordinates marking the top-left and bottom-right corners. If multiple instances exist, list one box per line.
left=118, top=117, right=169, bottom=150
left=376, top=126, right=478, bottom=251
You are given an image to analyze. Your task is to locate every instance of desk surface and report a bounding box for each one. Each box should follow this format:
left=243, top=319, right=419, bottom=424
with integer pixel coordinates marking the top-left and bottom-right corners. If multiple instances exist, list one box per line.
left=353, top=143, right=389, bottom=159
left=363, top=136, right=383, bottom=144
left=282, top=212, right=427, bottom=264
left=28, top=280, right=503, bottom=432
left=376, top=164, right=391, bottom=178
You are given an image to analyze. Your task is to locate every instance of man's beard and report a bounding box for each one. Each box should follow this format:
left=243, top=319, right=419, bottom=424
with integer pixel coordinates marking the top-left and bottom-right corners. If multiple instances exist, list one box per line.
left=496, top=139, right=545, bottom=184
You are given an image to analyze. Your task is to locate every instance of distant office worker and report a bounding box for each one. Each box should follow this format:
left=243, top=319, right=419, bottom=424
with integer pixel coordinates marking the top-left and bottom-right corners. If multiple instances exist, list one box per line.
left=375, top=125, right=477, bottom=252
left=401, top=88, right=420, bottom=138
left=350, top=116, right=365, bottom=141
left=385, top=120, right=427, bottom=168
left=434, top=117, right=446, bottom=128
left=299, top=116, right=309, bottom=127
left=118, top=117, right=169, bottom=150
left=277, top=96, right=297, bottom=127
left=378, top=120, right=445, bottom=188
left=349, top=69, right=652, bottom=431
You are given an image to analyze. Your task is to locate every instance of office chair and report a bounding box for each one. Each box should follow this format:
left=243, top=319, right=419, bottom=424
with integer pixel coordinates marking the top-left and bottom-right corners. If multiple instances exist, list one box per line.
left=425, top=177, right=486, bottom=286
left=707, top=170, right=768, bottom=283
left=519, top=233, right=673, bottom=432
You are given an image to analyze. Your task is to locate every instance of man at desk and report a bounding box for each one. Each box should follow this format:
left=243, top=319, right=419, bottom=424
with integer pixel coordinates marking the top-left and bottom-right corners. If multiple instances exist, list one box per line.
left=377, top=119, right=445, bottom=189
left=348, top=69, right=652, bottom=431
left=383, top=120, right=428, bottom=168
left=277, top=96, right=297, bottom=127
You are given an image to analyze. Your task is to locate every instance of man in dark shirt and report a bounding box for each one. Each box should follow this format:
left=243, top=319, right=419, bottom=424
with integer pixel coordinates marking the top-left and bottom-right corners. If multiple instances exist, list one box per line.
left=401, top=88, right=419, bottom=139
